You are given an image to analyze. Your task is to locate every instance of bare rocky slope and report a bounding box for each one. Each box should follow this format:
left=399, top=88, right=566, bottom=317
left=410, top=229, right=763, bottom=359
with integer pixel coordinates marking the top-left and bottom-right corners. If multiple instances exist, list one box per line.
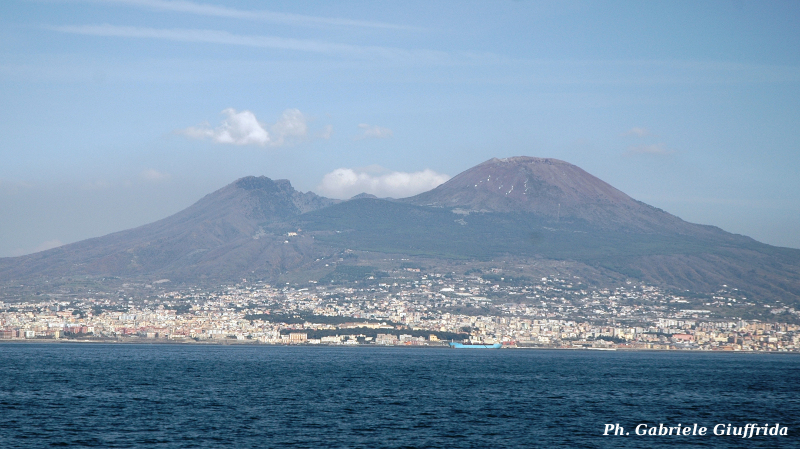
left=406, top=157, right=705, bottom=234
left=0, top=177, right=335, bottom=282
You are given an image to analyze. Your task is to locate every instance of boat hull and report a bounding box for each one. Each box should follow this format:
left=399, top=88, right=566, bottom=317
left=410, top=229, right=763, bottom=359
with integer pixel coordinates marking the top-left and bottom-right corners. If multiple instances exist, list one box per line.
left=448, top=342, right=502, bottom=349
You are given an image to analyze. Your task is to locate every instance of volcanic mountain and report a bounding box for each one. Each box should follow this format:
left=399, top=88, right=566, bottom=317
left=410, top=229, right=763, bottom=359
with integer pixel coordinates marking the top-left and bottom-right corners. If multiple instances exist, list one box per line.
left=405, top=157, right=689, bottom=232
left=0, top=177, right=336, bottom=281
left=1, top=156, right=799, bottom=304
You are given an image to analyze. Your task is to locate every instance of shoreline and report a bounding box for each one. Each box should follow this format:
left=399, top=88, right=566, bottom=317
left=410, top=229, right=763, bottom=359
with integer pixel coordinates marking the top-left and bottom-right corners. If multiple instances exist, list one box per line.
left=2, top=338, right=798, bottom=354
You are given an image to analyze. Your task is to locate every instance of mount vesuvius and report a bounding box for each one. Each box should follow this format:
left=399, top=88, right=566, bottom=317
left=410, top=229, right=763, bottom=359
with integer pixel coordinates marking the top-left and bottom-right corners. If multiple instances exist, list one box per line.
left=2, top=157, right=799, bottom=304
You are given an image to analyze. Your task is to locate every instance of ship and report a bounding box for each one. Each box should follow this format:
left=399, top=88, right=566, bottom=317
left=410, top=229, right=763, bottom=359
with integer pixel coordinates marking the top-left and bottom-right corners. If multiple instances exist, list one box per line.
left=448, top=342, right=503, bottom=349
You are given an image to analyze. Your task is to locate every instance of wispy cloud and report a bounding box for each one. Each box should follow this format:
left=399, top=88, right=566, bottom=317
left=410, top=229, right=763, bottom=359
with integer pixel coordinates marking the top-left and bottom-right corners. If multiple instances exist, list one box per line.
left=317, top=166, right=449, bottom=199
left=140, top=168, right=171, bottom=182
left=98, top=0, right=413, bottom=30
left=179, top=108, right=308, bottom=147
left=48, top=24, right=418, bottom=59
left=318, top=124, right=334, bottom=139
left=622, top=127, right=650, bottom=137
left=625, top=143, right=673, bottom=156
left=270, top=109, right=309, bottom=146
left=355, top=123, right=393, bottom=140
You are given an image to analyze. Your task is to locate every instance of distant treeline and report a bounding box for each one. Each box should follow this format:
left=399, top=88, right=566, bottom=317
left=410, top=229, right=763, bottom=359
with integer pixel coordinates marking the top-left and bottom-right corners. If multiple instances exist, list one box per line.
left=319, top=265, right=389, bottom=284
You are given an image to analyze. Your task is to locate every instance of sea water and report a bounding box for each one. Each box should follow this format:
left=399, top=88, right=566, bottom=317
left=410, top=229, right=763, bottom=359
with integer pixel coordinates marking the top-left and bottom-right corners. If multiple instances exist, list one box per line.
left=0, top=344, right=797, bottom=448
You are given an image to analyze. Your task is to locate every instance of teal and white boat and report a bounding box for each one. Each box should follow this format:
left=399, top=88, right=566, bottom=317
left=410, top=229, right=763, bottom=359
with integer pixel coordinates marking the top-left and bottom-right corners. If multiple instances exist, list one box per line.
left=448, top=342, right=502, bottom=349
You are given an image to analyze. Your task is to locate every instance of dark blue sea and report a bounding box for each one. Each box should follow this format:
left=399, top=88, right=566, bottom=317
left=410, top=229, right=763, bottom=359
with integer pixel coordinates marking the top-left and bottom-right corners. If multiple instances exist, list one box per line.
left=0, top=344, right=797, bottom=448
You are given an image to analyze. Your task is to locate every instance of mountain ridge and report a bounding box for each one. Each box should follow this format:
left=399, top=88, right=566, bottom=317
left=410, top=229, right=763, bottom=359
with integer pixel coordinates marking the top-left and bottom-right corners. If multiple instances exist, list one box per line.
left=1, top=156, right=799, bottom=305
left=0, top=176, right=335, bottom=281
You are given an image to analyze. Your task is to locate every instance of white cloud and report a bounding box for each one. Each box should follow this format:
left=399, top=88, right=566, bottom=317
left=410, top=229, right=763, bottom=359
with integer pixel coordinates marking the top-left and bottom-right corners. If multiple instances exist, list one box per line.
left=100, top=0, right=412, bottom=30
left=180, top=108, right=308, bottom=147
left=626, top=143, right=673, bottom=155
left=317, top=166, right=450, bottom=199
left=356, top=123, right=393, bottom=140
left=622, top=127, right=651, bottom=137
left=49, top=25, right=413, bottom=59
left=182, top=108, right=269, bottom=145
left=140, top=168, right=170, bottom=182
left=270, top=109, right=308, bottom=146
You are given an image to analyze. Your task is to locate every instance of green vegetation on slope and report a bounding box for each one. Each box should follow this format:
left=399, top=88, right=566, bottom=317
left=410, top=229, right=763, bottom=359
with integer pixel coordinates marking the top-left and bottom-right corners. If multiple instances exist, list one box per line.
left=296, top=198, right=726, bottom=262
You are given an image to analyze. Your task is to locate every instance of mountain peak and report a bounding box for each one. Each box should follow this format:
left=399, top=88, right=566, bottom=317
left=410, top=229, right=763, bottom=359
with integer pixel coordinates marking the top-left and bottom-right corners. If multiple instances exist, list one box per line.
left=234, top=176, right=293, bottom=193
left=350, top=192, right=379, bottom=200
left=221, top=175, right=336, bottom=218
left=485, top=156, right=567, bottom=165
left=405, top=156, right=681, bottom=231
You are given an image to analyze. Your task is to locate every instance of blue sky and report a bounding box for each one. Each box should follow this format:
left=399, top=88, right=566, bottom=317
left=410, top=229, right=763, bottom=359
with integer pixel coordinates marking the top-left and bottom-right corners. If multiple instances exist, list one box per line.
left=1, top=0, right=799, bottom=256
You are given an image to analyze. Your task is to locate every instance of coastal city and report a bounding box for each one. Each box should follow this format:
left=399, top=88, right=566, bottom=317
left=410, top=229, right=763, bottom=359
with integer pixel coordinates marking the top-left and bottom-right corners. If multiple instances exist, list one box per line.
left=2, top=267, right=799, bottom=352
